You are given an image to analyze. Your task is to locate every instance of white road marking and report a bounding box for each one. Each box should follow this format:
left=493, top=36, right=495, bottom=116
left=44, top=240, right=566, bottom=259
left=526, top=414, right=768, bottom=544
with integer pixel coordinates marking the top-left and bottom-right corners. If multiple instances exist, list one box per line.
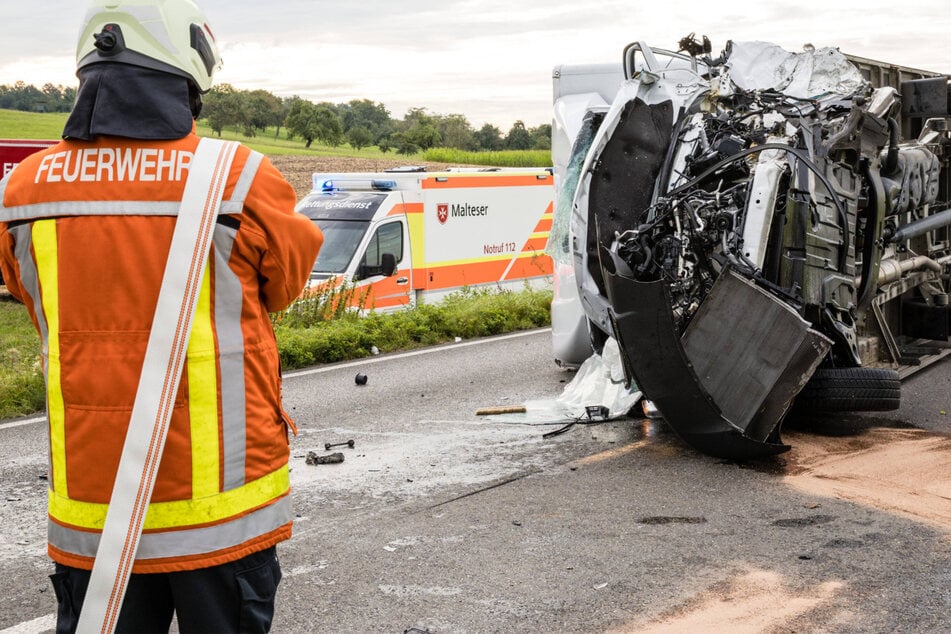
left=0, top=416, right=45, bottom=431
left=284, top=328, right=550, bottom=378
left=0, top=613, right=55, bottom=634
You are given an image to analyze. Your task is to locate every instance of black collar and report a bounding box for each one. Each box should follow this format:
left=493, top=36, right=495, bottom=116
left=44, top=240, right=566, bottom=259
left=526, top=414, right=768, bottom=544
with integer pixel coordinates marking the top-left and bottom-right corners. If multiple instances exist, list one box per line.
left=63, top=63, right=196, bottom=141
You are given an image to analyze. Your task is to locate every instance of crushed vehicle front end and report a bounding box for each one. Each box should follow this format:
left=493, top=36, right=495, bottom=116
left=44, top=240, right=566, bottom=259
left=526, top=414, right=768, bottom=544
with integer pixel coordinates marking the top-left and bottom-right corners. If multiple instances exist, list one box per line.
left=569, top=40, right=951, bottom=459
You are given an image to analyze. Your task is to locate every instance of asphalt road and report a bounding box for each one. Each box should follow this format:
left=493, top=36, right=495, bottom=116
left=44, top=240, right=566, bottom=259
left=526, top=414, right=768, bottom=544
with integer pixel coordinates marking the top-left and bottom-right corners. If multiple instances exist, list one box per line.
left=1, top=328, right=950, bottom=633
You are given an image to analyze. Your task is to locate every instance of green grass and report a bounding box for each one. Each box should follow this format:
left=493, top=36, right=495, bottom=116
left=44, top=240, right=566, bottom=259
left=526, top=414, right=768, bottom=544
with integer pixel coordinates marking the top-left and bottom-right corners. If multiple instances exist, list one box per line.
left=0, top=110, right=68, bottom=140
left=0, top=299, right=45, bottom=419
left=0, top=286, right=553, bottom=418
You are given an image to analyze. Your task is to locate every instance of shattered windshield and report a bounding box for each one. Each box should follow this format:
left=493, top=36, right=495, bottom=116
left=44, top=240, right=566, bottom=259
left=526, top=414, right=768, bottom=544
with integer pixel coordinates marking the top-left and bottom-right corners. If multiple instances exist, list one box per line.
left=310, top=219, right=371, bottom=274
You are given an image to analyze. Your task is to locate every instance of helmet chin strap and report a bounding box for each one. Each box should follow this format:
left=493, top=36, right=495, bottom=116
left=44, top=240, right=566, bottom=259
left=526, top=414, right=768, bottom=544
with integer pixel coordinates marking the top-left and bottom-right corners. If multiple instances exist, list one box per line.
left=189, top=83, right=203, bottom=119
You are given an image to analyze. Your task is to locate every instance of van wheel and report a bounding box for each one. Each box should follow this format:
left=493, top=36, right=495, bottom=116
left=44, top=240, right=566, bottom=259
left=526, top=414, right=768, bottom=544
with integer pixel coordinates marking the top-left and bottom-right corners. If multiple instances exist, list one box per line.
left=795, top=367, right=901, bottom=412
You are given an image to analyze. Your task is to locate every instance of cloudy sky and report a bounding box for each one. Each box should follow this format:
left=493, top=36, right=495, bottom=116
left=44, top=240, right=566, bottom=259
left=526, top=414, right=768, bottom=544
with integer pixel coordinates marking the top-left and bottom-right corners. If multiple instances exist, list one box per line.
left=2, top=0, right=949, bottom=129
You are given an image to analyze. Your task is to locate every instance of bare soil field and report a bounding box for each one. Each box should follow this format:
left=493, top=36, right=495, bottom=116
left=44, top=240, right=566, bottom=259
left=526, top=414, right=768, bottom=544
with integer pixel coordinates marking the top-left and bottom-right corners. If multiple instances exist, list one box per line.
left=269, top=155, right=463, bottom=199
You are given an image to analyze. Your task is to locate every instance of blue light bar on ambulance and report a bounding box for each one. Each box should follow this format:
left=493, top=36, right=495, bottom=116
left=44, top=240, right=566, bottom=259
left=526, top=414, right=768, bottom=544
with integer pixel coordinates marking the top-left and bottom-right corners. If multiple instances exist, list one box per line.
left=315, top=178, right=397, bottom=193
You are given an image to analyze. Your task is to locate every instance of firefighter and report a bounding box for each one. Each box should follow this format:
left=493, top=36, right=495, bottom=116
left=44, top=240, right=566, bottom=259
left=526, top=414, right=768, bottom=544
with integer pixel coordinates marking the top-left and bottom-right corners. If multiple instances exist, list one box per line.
left=0, top=1, right=322, bottom=632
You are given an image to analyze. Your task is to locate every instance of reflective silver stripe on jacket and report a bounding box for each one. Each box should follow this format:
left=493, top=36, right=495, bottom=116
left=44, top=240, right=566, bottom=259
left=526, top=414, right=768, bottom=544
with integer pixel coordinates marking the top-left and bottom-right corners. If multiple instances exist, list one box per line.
left=0, top=176, right=9, bottom=209
left=227, top=151, right=262, bottom=207
left=8, top=224, right=48, bottom=353
left=47, top=496, right=292, bottom=561
left=8, top=223, right=54, bottom=488
left=213, top=224, right=248, bottom=490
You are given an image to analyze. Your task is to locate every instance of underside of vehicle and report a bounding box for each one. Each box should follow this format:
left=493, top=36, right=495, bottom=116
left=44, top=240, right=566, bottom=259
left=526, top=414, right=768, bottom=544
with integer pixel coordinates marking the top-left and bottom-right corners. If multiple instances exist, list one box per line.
left=569, top=39, right=951, bottom=459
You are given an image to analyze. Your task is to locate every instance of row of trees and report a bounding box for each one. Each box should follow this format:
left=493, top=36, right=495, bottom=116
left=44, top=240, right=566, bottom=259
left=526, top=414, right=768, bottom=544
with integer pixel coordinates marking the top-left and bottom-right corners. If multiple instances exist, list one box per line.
left=202, top=84, right=551, bottom=154
left=1, top=81, right=552, bottom=154
left=0, top=82, right=76, bottom=113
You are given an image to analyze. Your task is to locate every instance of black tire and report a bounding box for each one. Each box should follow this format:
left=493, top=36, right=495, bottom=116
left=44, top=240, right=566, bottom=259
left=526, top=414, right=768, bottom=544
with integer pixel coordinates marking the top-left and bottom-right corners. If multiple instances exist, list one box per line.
left=795, top=367, right=901, bottom=412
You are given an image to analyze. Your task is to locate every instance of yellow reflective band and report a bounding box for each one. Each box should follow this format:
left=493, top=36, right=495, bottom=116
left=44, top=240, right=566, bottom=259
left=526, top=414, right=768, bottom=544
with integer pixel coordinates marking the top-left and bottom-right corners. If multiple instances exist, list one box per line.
left=187, top=263, right=220, bottom=499
left=49, top=465, right=290, bottom=531
left=32, top=220, right=67, bottom=497
left=407, top=212, right=426, bottom=269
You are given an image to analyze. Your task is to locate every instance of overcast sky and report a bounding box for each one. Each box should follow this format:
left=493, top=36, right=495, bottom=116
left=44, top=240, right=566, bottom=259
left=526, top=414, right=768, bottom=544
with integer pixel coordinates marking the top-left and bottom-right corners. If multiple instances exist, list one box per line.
left=2, top=0, right=949, bottom=129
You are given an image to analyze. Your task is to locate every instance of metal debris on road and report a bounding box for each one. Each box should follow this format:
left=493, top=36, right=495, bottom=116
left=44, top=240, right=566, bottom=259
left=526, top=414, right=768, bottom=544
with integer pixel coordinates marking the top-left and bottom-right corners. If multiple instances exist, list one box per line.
left=306, top=451, right=345, bottom=465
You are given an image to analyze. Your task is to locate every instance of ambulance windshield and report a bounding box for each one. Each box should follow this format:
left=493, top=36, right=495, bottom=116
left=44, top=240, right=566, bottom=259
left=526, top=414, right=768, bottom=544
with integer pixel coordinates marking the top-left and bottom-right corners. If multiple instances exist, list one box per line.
left=310, top=219, right=371, bottom=275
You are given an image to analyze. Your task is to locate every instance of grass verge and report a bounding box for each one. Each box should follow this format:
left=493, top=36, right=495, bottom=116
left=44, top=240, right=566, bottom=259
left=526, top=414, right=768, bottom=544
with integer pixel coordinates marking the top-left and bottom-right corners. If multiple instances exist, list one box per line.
left=0, top=298, right=45, bottom=419
left=275, top=286, right=553, bottom=369
left=0, top=286, right=553, bottom=419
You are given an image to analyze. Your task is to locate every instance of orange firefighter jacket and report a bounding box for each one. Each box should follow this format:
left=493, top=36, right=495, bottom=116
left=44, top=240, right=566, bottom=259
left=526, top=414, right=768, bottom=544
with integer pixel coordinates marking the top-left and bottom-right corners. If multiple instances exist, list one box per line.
left=0, top=132, right=323, bottom=573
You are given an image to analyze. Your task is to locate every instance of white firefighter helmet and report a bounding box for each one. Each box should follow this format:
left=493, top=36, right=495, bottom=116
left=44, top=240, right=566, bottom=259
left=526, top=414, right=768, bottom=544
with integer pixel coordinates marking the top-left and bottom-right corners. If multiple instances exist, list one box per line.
left=76, top=0, right=222, bottom=92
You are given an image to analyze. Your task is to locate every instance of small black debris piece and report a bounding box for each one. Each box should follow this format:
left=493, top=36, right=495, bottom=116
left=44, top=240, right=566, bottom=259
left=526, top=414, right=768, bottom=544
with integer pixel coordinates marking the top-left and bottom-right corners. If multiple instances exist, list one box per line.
left=306, top=451, right=344, bottom=465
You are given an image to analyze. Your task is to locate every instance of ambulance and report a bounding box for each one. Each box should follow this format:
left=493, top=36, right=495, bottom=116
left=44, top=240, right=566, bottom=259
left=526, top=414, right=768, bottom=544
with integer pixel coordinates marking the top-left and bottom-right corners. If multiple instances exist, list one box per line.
left=295, top=167, right=555, bottom=310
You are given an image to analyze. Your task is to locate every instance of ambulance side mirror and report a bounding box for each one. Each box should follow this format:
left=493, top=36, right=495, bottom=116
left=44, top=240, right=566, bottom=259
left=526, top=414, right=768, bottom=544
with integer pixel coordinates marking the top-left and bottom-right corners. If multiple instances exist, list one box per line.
left=381, top=252, right=398, bottom=277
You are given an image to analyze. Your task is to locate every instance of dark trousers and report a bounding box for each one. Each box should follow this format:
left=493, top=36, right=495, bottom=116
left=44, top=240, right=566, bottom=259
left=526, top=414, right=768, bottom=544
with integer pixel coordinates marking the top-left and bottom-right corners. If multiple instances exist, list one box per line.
left=49, top=546, right=282, bottom=634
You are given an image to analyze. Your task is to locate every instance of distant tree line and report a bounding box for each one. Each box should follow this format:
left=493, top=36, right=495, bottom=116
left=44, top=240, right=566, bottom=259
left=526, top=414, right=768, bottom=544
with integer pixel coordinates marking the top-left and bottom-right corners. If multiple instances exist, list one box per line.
left=201, top=84, right=551, bottom=154
left=2, top=81, right=551, bottom=153
left=0, top=82, right=76, bottom=113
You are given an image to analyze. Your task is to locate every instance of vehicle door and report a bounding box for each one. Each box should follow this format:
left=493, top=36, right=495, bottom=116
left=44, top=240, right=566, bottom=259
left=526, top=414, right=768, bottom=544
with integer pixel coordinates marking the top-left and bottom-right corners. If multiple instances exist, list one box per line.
left=354, top=217, right=412, bottom=310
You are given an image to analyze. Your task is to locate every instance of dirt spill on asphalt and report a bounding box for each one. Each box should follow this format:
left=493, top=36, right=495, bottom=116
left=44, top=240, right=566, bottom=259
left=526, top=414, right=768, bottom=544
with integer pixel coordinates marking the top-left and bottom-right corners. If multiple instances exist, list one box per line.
left=605, top=423, right=950, bottom=633
left=779, top=426, right=951, bottom=531
left=608, top=568, right=845, bottom=633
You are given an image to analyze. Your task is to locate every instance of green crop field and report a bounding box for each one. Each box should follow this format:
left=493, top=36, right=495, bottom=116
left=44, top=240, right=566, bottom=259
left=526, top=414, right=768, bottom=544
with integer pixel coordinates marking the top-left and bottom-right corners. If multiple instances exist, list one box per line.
left=423, top=147, right=551, bottom=167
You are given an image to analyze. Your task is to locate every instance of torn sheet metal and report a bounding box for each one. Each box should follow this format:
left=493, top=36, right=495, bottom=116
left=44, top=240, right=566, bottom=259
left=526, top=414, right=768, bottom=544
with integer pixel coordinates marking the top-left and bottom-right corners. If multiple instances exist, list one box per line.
left=680, top=270, right=833, bottom=442
left=605, top=270, right=805, bottom=460
left=725, top=41, right=866, bottom=99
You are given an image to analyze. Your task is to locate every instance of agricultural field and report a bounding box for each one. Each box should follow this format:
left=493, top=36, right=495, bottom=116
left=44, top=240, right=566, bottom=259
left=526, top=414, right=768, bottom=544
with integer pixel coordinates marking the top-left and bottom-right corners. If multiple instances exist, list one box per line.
left=0, top=109, right=552, bottom=200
